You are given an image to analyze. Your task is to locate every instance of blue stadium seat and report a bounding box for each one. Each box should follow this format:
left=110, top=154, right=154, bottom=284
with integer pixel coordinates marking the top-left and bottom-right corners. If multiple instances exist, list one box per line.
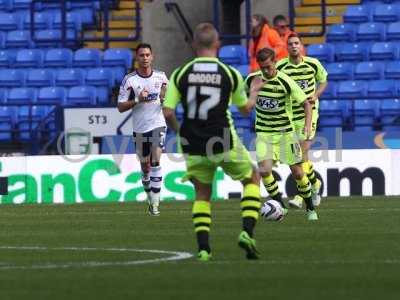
left=235, top=117, right=252, bottom=130
left=354, top=61, right=384, bottom=80
left=0, top=88, right=7, bottom=103
left=93, top=87, right=110, bottom=104
left=335, top=42, right=369, bottom=61
left=0, top=12, right=22, bottom=30
left=0, top=49, right=14, bottom=67
left=5, top=30, right=31, bottom=48
left=369, top=42, right=399, bottom=60
left=23, top=12, right=52, bottom=30
left=230, top=105, right=241, bottom=118
left=326, top=62, right=353, bottom=80
left=320, top=81, right=337, bottom=99
left=102, top=48, right=133, bottom=69
left=176, top=104, right=184, bottom=121
left=85, top=68, right=114, bottom=104
left=368, top=79, right=397, bottom=97
left=380, top=98, right=400, bottom=127
left=73, top=8, right=95, bottom=25
left=0, top=69, right=25, bottom=87
left=69, top=1, right=100, bottom=10
left=372, top=4, right=400, bottom=22
left=0, top=106, right=12, bottom=120
left=386, top=21, right=400, bottom=40
left=354, top=99, right=380, bottom=116
left=36, top=1, right=61, bottom=9
left=108, top=66, right=125, bottom=84
left=384, top=61, right=400, bottom=78
left=343, top=5, right=371, bottom=23
left=44, top=48, right=73, bottom=68
left=73, top=48, right=102, bottom=67
left=13, top=0, right=32, bottom=10
left=16, top=123, right=41, bottom=140
left=319, top=100, right=345, bottom=127
left=0, top=123, right=12, bottom=140
left=26, top=69, right=55, bottom=87
left=327, top=24, right=356, bottom=42
left=356, top=22, right=386, bottom=41
left=0, top=0, right=12, bottom=11
left=306, top=43, right=335, bottom=63
left=337, top=80, right=367, bottom=98
left=219, top=44, right=248, bottom=65
left=0, top=106, right=13, bottom=140
left=235, top=64, right=249, bottom=77
left=352, top=99, right=379, bottom=128
left=67, top=86, right=97, bottom=105
left=34, top=29, right=77, bottom=47
left=53, top=11, right=82, bottom=31
left=37, top=86, right=66, bottom=104
left=55, top=68, right=85, bottom=87
left=17, top=105, right=46, bottom=121
left=6, top=87, right=36, bottom=104
left=14, top=49, right=44, bottom=68
left=0, top=31, right=5, bottom=48
left=85, top=68, right=114, bottom=88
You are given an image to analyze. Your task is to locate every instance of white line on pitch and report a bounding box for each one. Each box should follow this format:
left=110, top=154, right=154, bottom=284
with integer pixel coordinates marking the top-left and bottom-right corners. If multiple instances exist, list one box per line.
left=0, top=246, right=193, bottom=270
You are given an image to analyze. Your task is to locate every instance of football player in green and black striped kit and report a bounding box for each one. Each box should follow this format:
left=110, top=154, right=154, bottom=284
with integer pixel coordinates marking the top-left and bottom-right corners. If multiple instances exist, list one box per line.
left=245, top=47, right=318, bottom=221
left=276, top=33, right=328, bottom=209
left=163, top=23, right=262, bottom=261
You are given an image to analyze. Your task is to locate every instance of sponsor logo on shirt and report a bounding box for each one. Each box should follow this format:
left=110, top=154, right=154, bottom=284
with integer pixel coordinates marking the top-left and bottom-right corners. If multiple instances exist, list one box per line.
left=257, top=97, right=279, bottom=111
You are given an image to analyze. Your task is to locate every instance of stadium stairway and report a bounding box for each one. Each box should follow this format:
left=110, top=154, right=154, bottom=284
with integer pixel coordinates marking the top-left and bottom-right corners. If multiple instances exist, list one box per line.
left=84, top=0, right=141, bottom=50
left=295, top=0, right=361, bottom=44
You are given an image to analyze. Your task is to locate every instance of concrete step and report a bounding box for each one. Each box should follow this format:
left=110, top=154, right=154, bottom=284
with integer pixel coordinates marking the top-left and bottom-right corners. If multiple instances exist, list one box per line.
left=302, top=0, right=360, bottom=5
left=85, top=41, right=139, bottom=49
left=301, top=36, right=325, bottom=44
left=112, top=9, right=136, bottom=20
left=295, top=5, right=347, bottom=17
left=85, top=30, right=138, bottom=39
left=119, top=0, right=139, bottom=9
left=295, top=15, right=342, bottom=25
left=295, top=25, right=323, bottom=34
left=108, top=20, right=136, bottom=29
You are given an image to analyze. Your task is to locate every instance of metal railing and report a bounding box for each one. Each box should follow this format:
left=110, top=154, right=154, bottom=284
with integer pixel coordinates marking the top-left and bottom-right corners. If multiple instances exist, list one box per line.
left=30, top=0, right=142, bottom=49
left=164, top=2, right=193, bottom=45
left=288, top=0, right=327, bottom=37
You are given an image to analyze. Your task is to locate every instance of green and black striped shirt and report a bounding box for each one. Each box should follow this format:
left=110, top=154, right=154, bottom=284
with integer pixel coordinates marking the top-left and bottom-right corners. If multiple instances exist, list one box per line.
left=245, top=70, right=307, bottom=134
left=276, top=56, right=328, bottom=121
left=164, top=57, right=247, bottom=155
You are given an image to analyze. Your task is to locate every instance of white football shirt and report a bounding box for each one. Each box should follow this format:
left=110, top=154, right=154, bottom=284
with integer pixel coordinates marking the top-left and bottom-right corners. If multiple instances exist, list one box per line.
left=118, top=69, right=168, bottom=133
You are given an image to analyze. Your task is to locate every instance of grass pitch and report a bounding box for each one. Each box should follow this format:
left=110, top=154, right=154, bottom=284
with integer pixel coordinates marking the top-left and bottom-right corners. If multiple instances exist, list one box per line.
left=0, top=197, right=399, bottom=300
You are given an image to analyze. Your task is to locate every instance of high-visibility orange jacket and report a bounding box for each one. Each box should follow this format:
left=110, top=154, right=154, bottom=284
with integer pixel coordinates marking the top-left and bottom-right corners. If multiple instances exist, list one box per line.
left=248, top=24, right=286, bottom=72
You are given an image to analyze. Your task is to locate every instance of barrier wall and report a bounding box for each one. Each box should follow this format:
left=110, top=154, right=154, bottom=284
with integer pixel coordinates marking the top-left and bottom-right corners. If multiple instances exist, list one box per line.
left=0, top=150, right=399, bottom=204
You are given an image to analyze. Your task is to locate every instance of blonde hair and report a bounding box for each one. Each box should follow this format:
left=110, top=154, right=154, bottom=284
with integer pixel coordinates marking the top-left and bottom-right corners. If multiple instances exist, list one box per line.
left=193, top=23, right=219, bottom=49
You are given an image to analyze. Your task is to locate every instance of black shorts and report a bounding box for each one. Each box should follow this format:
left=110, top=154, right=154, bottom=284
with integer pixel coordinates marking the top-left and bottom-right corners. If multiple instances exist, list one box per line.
left=133, top=127, right=166, bottom=157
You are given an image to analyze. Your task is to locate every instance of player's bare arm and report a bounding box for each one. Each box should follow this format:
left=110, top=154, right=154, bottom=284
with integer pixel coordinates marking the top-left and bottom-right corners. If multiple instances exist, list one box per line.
left=312, top=81, right=328, bottom=103
left=118, top=87, right=137, bottom=113
left=159, top=83, right=167, bottom=103
left=163, top=107, right=180, bottom=132
left=118, top=101, right=135, bottom=113
left=118, top=87, right=152, bottom=113
left=240, top=76, right=264, bottom=115
left=303, top=99, right=313, bottom=139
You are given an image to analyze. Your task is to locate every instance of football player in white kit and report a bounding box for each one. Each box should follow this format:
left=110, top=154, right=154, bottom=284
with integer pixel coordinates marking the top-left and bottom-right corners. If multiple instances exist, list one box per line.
left=117, top=43, right=168, bottom=216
